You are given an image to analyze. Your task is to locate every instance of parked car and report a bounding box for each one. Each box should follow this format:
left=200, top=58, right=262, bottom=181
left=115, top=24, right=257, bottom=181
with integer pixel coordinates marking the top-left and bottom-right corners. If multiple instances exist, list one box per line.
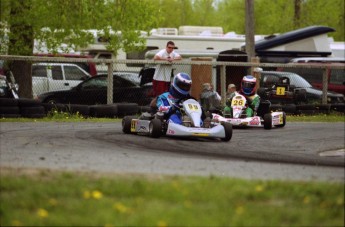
left=259, top=71, right=344, bottom=104
left=34, top=53, right=98, bottom=76
left=37, top=74, right=153, bottom=106
left=32, top=63, right=91, bottom=98
left=279, top=57, right=345, bottom=95
left=257, top=73, right=307, bottom=105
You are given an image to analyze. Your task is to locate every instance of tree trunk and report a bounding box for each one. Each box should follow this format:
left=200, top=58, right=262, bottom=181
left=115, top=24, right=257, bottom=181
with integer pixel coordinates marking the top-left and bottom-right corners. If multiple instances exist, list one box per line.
left=294, top=0, right=301, bottom=29
left=8, top=0, right=34, bottom=98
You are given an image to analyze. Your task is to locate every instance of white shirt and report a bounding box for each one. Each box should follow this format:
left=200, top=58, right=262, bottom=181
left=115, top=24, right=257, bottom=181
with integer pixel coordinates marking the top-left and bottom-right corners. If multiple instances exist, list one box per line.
left=153, top=49, right=181, bottom=82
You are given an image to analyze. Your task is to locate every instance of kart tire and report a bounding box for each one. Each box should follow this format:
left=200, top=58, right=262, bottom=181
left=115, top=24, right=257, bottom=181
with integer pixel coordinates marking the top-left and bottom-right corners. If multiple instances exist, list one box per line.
left=275, top=112, right=286, bottom=128
left=122, top=116, right=135, bottom=134
left=149, top=119, right=162, bottom=138
left=221, top=122, right=233, bottom=142
left=263, top=113, right=273, bottom=130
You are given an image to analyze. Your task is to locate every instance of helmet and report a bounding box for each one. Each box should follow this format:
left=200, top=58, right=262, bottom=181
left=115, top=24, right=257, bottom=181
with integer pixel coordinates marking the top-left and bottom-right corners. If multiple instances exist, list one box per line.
left=241, top=75, right=257, bottom=95
left=169, top=72, right=192, bottom=98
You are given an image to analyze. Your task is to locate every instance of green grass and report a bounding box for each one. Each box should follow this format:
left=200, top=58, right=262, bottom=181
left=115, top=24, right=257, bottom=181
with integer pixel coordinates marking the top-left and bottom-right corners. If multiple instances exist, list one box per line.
left=0, top=169, right=344, bottom=227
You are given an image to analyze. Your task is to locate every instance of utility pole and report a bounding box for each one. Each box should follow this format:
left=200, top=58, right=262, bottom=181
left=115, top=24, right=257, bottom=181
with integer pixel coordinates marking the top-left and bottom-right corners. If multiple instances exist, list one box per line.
left=245, top=0, right=255, bottom=62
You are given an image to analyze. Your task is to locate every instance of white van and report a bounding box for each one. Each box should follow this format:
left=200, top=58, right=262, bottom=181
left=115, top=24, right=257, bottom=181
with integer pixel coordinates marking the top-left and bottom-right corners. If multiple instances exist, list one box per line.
left=32, top=63, right=91, bottom=97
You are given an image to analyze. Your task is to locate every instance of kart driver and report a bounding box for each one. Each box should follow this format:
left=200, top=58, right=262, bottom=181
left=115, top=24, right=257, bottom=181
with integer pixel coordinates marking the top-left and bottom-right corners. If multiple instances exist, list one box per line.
left=155, top=72, right=209, bottom=126
left=224, top=75, right=261, bottom=117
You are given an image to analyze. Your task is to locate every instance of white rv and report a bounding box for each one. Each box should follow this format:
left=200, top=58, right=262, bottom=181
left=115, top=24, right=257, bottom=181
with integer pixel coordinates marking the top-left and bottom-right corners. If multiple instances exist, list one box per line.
left=79, top=26, right=265, bottom=73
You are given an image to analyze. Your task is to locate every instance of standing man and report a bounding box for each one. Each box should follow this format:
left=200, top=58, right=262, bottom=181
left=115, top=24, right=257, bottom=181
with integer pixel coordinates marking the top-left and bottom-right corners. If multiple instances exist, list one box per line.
left=152, top=41, right=182, bottom=96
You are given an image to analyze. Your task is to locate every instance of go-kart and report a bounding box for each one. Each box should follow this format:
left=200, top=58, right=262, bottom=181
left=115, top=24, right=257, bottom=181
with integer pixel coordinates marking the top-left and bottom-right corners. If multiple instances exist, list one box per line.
left=212, top=93, right=286, bottom=130
left=122, top=98, right=233, bottom=141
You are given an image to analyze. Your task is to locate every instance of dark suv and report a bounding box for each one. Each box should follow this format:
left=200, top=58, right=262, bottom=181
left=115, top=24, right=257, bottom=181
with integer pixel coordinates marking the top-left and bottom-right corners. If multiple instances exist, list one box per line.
left=258, top=71, right=344, bottom=104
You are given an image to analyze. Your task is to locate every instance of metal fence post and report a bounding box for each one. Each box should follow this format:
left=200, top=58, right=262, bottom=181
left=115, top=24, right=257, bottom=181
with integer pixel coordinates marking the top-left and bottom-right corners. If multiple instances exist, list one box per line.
left=107, top=62, right=113, bottom=104
left=322, top=67, right=329, bottom=104
left=220, top=65, right=226, bottom=105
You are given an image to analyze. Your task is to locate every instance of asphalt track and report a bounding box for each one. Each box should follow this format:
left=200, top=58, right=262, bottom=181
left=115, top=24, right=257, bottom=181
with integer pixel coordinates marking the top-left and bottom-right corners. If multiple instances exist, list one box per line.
left=0, top=121, right=344, bottom=182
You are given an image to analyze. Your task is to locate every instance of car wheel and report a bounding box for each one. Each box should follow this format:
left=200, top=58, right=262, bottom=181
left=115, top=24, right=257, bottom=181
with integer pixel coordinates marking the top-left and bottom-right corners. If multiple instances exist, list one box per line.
left=122, top=116, right=135, bottom=134
left=149, top=119, right=162, bottom=138
left=275, top=112, right=286, bottom=128
left=221, top=122, right=233, bottom=142
left=263, top=113, right=272, bottom=130
left=46, top=98, right=61, bottom=105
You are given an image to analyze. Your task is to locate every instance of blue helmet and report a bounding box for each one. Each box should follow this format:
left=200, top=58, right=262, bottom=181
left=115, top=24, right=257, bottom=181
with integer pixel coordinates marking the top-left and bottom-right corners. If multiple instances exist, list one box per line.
left=241, top=75, right=257, bottom=95
left=169, top=72, right=192, bottom=98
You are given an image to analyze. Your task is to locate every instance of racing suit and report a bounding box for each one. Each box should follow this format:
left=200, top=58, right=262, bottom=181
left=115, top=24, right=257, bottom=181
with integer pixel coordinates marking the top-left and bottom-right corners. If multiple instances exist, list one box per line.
left=224, top=91, right=260, bottom=117
left=156, top=91, right=187, bottom=124
left=156, top=92, right=208, bottom=125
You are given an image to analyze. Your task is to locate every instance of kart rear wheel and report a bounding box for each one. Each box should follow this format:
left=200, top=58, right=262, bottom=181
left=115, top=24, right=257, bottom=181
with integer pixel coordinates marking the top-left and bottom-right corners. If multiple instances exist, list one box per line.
left=263, top=113, right=273, bottom=130
left=275, top=112, right=286, bottom=128
left=149, top=119, right=162, bottom=138
left=221, top=122, right=233, bottom=142
left=122, top=116, right=135, bottom=134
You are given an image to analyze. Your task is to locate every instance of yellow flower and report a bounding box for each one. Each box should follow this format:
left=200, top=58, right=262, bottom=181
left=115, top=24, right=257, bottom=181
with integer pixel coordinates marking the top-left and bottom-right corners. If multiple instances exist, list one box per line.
left=37, top=208, right=48, bottom=218
left=11, top=220, right=22, bottom=226
left=113, top=202, right=128, bottom=213
left=235, top=206, right=244, bottom=215
left=336, top=197, right=344, bottom=205
left=83, top=190, right=91, bottom=199
left=49, top=198, right=58, bottom=206
left=303, top=196, right=310, bottom=204
left=92, top=190, right=103, bottom=199
left=157, top=220, right=167, bottom=227
left=255, top=185, right=264, bottom=192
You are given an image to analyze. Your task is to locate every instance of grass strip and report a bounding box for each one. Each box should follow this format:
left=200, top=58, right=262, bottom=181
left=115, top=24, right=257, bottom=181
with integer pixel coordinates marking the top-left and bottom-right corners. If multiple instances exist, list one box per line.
left=0, top=168, right=344, bottom=226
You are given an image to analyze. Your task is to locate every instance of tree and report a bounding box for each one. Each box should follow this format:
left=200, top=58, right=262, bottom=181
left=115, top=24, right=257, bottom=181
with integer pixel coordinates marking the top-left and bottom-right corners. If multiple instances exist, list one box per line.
left=0, top=0, right=160, bottom=98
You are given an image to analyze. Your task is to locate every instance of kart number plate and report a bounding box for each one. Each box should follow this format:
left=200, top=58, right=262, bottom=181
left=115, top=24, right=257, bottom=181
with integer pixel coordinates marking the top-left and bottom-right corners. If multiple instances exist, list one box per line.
left=187, top=104, right=199, bottom=111
left=276, top=87, right=286, bottom=95
left=231, top=98, right=245, bottom=107
left=131, top=119, right=138, bottom=132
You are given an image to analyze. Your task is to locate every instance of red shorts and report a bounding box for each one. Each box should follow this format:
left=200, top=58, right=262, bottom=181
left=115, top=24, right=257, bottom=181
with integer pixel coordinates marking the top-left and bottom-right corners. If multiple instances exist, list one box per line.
left=153, top=80, right=170, bottom=96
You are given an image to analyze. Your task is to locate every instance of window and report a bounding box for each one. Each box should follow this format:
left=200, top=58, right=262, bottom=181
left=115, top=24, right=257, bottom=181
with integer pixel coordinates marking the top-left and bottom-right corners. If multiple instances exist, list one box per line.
left=81, top=77, right=107, bottom=89
left=64, top=66, right=86, bottom=80
left=32, top=66, right=47, bottom=78
left=51, top=66, right=63, bottom=80
left=330, top=69, right=345, bottom=85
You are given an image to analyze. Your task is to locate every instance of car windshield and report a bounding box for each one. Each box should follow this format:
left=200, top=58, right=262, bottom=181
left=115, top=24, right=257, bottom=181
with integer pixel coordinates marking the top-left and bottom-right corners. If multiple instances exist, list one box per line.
left=263, top=72, right=313, bottom=88
left=283, top=73, right=313, bottom=88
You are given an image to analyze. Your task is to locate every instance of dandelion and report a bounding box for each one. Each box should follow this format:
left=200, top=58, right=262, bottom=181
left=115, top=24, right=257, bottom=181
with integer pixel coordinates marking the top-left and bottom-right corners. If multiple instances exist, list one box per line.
left=49, top=198, right=58, bottom=206
left=336, top=197, right=344, bottom=206
left=235, top=206, right=244, bottom=215
left=184, top=200, right=192, bottom=208
left=157, top=220, right=167, bottom=227
left=92, top=190, right=103, bottom=199
left=11, top=220, right=22, bottom=226
left=37, top=208, right=49, bottom=218
left=113, top=202, right=128, bottom=213
left=303, top=196, right=310, bottom=204
left=83, top=190, right=91, bottom=199
left=255, top=185, right=264, bottom=192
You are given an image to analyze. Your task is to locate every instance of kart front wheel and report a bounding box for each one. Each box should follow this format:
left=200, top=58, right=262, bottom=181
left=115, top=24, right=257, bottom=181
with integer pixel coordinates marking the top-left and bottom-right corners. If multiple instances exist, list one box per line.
left=263, top=113, right=272, bottom=130
left=221, top=122, right=233, bottom=142
left=149, top=119, right=162, bottom=138
left=122, top=116, right=135, bottom=134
